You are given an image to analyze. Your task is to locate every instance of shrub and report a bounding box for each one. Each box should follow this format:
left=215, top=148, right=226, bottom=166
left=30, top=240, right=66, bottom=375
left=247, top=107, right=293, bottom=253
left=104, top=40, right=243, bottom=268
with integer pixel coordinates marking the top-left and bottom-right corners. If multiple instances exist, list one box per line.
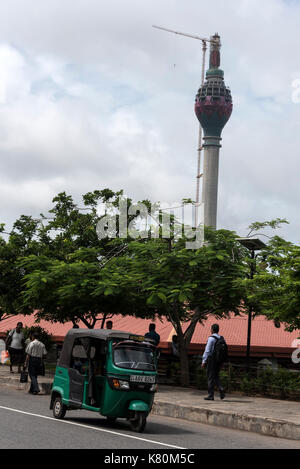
left=191, top=361, right=300, bottom=400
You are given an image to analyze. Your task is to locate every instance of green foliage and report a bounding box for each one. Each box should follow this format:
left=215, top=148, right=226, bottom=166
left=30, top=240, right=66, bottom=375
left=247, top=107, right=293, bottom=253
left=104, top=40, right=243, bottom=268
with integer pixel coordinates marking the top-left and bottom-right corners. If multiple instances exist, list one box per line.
left=223, top=366, right=300, bottom=399
left=0, top=189, right=132, bottom=325
left=191, top=364, right=300, bottom=400
left=238, top=237, right=300, bottom=330
left=247, top=218, right=289, bottom=237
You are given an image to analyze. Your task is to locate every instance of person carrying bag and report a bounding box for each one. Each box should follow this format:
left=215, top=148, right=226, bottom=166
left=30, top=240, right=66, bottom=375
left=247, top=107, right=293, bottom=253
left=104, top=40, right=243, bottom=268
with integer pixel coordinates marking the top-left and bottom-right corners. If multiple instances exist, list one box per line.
left=201, top=323, right=228, bottom=401
left=5, top=322, right=25, bottom=373
left=24, top=332, right=47, bottom=395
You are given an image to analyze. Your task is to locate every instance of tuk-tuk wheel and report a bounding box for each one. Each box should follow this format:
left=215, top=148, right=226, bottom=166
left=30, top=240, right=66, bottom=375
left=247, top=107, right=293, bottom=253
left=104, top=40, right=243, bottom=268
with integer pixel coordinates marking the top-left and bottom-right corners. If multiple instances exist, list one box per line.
left=130, top=411, right=147, bottom=433
left=53, top=396, right=67, bottom=419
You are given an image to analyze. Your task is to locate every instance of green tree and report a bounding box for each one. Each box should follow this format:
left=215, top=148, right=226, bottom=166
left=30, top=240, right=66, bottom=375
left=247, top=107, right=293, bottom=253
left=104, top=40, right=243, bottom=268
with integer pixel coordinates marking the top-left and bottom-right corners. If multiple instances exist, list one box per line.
left=0, top=188, right=134, bottom=322
left=98, top=227, right=246, bottom=386
left=18, top=196, right=247, bottom=386
left=0, top=216, right=43, bottom=320
left=19, top=245, right=131, bottom=328
left=16, top=189, right=152, bottom=327
left=240, top=236, right=300, bottom=331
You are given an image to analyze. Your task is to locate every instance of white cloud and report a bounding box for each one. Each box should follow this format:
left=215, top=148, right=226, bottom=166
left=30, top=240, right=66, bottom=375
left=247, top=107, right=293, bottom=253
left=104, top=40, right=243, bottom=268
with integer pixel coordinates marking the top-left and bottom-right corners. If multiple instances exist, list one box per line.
left=0, top=0, right=298, bottom=243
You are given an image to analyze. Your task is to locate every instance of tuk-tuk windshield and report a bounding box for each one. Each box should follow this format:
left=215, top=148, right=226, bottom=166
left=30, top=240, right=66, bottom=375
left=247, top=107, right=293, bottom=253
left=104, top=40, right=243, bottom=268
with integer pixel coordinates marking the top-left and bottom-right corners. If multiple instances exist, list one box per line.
left=113, top=341, right=156, bottom=371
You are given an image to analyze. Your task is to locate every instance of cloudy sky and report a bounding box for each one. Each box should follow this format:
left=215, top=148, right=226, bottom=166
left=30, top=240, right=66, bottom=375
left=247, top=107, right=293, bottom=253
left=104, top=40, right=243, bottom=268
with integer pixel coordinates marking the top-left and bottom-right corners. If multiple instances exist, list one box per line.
left=0, top=0, right=299, bottom=242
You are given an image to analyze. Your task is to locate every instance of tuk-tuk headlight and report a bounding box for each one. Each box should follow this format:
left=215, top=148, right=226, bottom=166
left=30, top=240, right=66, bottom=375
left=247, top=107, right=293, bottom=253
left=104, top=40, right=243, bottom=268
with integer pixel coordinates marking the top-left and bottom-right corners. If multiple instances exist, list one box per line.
left=112, top=378, right=120, bottom=389
left=119, top=380, right=130, bottom=390
left=112, top=378, right=130, bottom=390
left=150, top=383, right=158, bottom=392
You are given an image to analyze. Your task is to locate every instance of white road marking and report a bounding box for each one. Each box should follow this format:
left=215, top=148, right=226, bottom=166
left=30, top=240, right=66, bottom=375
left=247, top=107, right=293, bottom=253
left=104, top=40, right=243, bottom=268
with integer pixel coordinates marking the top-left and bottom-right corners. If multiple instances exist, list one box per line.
left=0, top=405, right=185, bottom=449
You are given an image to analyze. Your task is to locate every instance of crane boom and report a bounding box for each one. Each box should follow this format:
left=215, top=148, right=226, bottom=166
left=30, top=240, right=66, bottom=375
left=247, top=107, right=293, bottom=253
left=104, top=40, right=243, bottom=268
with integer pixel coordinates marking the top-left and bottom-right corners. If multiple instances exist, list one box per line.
left=152, top=24, right=216, bottom=227
left=152, top=25, right=217, bottom=43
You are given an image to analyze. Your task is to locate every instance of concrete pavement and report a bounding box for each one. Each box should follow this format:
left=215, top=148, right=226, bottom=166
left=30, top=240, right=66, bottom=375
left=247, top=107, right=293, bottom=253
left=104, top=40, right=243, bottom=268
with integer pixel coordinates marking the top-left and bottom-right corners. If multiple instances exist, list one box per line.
left=0, top=364, right=299, bottom=441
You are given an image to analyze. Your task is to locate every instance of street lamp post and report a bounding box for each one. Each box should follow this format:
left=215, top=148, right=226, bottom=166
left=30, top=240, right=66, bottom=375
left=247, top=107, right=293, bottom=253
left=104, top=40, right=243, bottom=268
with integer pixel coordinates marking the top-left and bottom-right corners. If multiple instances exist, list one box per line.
left=237, top=237, right=266, bottom=372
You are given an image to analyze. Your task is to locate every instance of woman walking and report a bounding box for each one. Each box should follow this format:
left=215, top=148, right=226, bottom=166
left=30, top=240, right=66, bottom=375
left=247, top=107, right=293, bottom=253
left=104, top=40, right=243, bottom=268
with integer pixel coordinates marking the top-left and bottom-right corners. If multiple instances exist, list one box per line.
left=5, top=322, right=25, bottom=373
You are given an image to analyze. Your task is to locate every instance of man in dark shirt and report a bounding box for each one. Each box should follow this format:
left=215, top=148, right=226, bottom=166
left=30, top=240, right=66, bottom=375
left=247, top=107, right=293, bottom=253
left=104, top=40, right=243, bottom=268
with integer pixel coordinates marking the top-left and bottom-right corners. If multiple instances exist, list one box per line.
left=144, top=323, right=160, bottom=346
left=201, top=324, right=226, bottom=400
left=106, top=321, right=113, bottom=330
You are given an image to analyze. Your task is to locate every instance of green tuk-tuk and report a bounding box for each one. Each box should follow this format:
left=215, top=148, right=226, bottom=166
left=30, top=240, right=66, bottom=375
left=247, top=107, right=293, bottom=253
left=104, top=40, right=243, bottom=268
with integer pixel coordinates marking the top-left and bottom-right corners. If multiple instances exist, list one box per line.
left=50, top=328, right=158, bottom=432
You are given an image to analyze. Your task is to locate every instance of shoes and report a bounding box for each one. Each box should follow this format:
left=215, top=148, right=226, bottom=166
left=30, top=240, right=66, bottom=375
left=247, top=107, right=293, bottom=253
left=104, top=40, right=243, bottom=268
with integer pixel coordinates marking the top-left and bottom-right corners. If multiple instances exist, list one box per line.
left=220, top=390, right=225, bottom=400
left=204, top=396, right=214, bottom=400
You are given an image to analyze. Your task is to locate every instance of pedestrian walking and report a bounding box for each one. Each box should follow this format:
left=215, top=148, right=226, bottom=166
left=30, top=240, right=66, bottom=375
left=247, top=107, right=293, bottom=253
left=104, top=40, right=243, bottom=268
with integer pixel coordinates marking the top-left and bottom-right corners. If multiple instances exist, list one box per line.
left=144, top=323, right=160, bottom=346
left=167, top=335, right=180, bottom=379
left=24, top=332, right=47, bottom=395
left=25, top=332, right=34, bottom=348
left=171, top=335, right=179, bottom=359
left=5, top=322, right=25, bottom=373
left=201, top=324, right=228, bottom=401
left=106, top=320, right=113, bottom=330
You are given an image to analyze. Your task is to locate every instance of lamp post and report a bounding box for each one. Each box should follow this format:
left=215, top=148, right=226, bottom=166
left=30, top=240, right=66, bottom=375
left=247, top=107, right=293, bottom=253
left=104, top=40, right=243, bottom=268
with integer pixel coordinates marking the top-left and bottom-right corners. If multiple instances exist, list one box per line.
left=237, top=237, right=266, bottom=372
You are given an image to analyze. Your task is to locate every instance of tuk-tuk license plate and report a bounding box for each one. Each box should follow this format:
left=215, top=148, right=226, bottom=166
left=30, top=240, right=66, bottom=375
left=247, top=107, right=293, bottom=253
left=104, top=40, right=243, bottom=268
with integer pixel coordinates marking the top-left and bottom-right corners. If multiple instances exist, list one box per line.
left=130, top=375, right=155, bottom=384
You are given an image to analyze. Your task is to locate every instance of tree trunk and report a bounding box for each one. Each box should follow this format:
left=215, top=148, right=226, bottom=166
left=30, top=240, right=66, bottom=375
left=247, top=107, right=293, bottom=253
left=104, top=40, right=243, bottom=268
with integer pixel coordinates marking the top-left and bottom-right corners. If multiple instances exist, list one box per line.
left=171, top=313, right=191, bottom=387
left=100, top=313, right=107, bottom=329
left=172, top=307, right=206, bottom=387
left=179, top=338, right=190, bottom=387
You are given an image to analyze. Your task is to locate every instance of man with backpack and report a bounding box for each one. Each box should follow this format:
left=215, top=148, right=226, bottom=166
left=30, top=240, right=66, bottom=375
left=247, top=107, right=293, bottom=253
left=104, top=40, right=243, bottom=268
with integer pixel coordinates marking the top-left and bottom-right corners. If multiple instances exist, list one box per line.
left=201, top=324, right=228, bottom=401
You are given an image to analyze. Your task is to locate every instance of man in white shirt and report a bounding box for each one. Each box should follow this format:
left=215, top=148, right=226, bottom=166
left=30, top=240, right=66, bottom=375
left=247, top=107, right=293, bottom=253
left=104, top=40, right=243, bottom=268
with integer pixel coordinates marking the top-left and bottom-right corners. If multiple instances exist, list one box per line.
left=24, top=332, right=47, bottom=395
left=201, top=324, right=226, bottom=401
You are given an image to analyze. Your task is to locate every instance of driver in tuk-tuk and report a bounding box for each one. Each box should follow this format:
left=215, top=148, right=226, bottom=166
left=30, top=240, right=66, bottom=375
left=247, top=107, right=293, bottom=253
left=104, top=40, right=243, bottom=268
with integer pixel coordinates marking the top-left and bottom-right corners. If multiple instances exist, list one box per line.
left=73, top=356, right=88, bottom=375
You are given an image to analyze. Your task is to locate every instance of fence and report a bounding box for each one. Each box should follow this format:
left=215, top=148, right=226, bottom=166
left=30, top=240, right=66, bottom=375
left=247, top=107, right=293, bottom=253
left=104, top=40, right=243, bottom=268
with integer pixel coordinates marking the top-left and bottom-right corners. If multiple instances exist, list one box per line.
left=158, top=354, right=300, bottom=401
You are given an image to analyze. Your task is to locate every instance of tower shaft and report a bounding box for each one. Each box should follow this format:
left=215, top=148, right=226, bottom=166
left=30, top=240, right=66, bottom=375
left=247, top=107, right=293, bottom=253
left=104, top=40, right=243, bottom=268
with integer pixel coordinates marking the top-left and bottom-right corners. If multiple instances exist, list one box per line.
left=201, top=136, right=221, bottom=229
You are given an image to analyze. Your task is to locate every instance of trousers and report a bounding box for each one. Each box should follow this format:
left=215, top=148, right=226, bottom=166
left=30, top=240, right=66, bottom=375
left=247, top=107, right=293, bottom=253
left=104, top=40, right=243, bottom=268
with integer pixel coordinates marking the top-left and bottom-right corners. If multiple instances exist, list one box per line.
left=28, top=356, right=42, bottom=393
left=207, top=356, right=224, bottom=397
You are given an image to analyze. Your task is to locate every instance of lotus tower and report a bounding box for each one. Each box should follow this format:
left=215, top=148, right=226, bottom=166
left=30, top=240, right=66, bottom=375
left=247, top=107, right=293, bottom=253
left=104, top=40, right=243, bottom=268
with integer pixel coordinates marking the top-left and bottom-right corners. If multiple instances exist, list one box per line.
left=195, top=33, right=233, bottom=229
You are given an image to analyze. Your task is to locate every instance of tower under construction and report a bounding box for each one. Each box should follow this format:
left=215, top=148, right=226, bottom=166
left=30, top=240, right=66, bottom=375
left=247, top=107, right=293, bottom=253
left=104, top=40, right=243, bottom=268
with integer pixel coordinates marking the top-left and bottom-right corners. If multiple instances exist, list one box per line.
left=195, top=34, right=233, bottom=229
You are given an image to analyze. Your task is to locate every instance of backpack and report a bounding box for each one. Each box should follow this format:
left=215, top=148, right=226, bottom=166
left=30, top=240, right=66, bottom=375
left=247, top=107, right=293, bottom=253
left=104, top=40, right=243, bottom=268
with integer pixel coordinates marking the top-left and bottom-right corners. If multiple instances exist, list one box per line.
left=211, top=335, right=228, bottom=364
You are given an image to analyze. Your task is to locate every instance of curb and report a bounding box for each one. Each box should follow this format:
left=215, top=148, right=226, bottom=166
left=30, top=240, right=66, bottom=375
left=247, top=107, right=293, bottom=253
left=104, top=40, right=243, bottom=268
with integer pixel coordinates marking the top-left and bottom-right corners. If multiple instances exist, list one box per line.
left=152, top=400, right=300, bottom=441
left=0, top=375, right=53, bottom=395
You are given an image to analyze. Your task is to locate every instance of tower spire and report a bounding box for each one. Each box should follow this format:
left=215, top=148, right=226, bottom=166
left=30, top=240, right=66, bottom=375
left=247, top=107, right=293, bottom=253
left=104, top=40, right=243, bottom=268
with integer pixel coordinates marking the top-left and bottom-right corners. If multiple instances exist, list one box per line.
left=209, top=33, right=221, bottom=69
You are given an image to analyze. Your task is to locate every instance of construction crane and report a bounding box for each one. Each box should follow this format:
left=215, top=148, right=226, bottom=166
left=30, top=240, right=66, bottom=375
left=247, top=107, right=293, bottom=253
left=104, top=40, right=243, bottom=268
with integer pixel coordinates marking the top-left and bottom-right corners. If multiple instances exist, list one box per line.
left=152, top=25, right=217, bottom=227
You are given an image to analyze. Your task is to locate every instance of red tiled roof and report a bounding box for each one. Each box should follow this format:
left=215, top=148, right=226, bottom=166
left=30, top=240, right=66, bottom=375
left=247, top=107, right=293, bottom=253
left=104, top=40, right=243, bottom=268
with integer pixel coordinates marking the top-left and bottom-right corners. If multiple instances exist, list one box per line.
left=0, top=312, right=299, bottom=358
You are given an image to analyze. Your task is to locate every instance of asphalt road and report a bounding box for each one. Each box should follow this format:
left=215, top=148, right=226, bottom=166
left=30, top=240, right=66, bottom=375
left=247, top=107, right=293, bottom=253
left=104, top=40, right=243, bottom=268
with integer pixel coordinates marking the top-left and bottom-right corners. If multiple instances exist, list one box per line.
left=0, top=385, right=299, bottom=450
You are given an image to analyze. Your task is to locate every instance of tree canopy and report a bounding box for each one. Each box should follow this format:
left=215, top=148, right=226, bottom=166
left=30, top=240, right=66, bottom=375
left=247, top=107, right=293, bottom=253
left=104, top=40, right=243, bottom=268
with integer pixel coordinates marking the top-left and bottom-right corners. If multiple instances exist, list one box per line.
left=1, top=189, right=298, bottom=386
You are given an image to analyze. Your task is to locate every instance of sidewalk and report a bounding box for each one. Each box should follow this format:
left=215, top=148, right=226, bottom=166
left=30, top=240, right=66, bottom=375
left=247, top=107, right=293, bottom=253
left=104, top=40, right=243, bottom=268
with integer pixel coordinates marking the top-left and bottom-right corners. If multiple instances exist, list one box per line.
left=0, top=365, right=299, bottom=440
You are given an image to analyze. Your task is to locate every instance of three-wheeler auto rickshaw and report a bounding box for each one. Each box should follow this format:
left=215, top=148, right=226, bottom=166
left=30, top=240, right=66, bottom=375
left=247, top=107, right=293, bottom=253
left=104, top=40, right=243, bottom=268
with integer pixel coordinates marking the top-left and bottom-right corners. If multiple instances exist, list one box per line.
left=50, top=329, right=158, bottom=432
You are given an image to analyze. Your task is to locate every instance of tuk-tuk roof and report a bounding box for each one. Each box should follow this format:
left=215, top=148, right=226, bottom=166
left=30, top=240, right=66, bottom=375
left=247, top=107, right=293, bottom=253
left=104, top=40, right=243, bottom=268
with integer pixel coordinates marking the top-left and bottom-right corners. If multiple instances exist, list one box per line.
left=65, top=328, right=141, bottom=341
left=58, top=328, right=146, bottom=368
